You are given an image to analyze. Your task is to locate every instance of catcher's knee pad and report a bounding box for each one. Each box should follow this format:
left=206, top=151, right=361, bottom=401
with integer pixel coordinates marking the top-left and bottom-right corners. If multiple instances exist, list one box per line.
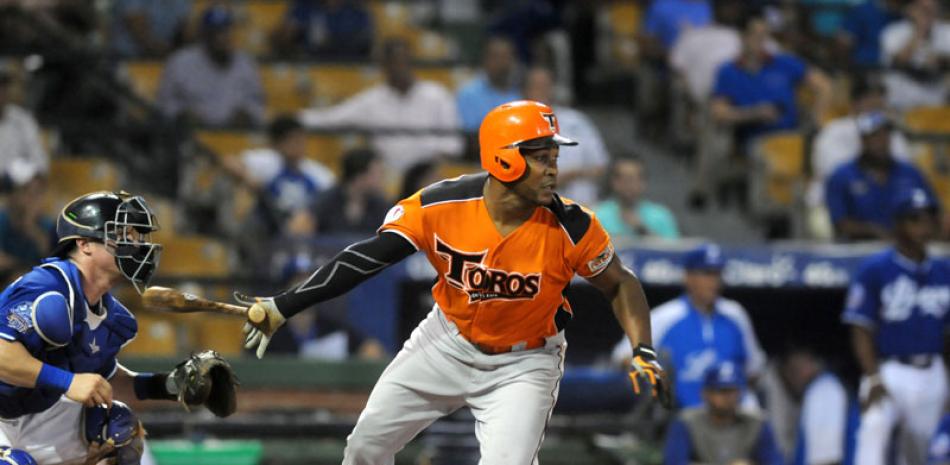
left=0, top=446, right=37, bottom=465
left=83, top=400, right=146, bottom=465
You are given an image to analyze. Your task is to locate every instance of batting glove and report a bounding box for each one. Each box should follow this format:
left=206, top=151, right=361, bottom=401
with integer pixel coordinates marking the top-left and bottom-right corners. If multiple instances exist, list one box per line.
left=234, top=293, right=286, bottom=359
left=629, top=344, right=672, bottom=409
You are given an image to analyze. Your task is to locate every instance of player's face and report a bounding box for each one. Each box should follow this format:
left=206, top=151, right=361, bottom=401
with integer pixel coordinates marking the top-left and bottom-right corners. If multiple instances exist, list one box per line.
left=704, top=387, right=740, bottom=417
left=517, top=145, right=559, bottom=205
left=896, top=211, right=937, bottom=248
left=684, top=270, right=722, bottom=306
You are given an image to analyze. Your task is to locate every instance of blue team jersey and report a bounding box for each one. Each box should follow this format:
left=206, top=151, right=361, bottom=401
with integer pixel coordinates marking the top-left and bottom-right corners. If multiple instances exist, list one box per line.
left=0, top=259, right=137, bottom=418
left=842, top=248, right=950, bottom=358
left=712, top=54, right=807, bottom=146
left=651, top=295, right=766, bottom=408
left=825, top=160, right=937, bottom=229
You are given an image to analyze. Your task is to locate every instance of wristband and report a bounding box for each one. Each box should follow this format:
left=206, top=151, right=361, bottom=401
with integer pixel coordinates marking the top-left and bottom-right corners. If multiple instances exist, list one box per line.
left=36, top=363, right=74, bottom=394
left=632, top=344, right=658, bottom=360
left=133, top=372, right=176, bottom=401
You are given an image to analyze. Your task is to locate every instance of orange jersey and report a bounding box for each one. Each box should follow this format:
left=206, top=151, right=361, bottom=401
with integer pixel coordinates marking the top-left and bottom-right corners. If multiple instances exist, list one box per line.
left=379, top=173, right=615, bottom=349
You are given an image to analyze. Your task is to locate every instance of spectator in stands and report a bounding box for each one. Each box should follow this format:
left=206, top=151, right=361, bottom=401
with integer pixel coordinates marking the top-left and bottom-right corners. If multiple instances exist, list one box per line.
left=669, top=0, right=745, bottom=105
left=157, top=6, right=265, bottom=128
left=707, top=10, right=831, bottom=209
left=825, top=111, right=937, bottom=241
left=398, top=160, right=442, bottom=200
left=613, top=244, right=765, bottom=409
left=313, top=148, right=389, bottom=235
left=299, top=38, right=462, bottom=176
left=110, top=0, right=192, bottom=57
left=881, top=0, right=950, bottom=109
left=485, top=0, right=561, bottom=64
left=0, top=67, right=49, bottom=185
left=456, top=36, right=521, bottom=132
left=808, top=76, right=910, bottom=239
left=264, top=254, right=386, bottom=360
left=664, top=362, right=784, bottom=465
left=643, top=0, right=713, bottom=54
left=836, top=0, right=903, bottom=69
left=522, top=66, right=607, bottom=205
left=221, top=115, right=335, bottom=237
left=270, top=0, right=372, bottom=60
left=594, top=156, right=679, bottom=241
left=779, top=347, right=858, bottom=465
left=0, top=160, right=54, bottom=279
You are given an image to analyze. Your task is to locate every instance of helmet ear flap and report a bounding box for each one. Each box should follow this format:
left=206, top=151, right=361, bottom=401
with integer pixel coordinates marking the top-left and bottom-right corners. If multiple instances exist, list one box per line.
left=489, top=147, right=526, bottom=183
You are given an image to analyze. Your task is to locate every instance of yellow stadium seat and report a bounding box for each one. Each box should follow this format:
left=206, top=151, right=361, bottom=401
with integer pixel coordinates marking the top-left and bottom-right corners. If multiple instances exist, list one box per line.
left=903, top=106, right=950, bottom=135
left=158, top=235, right=232, bottom=278
left=604, top=1, right=642, bottom=68
left=122, top=61, right=163, bottom=101
left=196, top=131, right=263, bottom=158
left=196, top=316, right=245, bottom=356
left=755, top=132, right=805, bottom=207
left=306, top=65, right=380, bottom=105
left=48, top=158, right=122, bottom=208
left=913, top=143, right=950, bottom=208
left=440, top=162, right=480, bottom=179
left=122, top=313, right=179, bottom=356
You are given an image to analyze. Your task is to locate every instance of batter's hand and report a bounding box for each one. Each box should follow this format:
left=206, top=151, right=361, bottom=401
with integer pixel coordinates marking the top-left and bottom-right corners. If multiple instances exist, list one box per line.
left=66, top=373, right=113, bottom=408
left=629, top=344, right=672, bottom=409
left=234, top=293, right=286, bottom=359
left=84, top=438, right=115, bottom=465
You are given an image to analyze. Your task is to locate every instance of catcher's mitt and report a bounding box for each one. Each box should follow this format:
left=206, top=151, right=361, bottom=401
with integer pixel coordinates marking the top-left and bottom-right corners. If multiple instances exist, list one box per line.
left=169, top=350, right=239, bottom=417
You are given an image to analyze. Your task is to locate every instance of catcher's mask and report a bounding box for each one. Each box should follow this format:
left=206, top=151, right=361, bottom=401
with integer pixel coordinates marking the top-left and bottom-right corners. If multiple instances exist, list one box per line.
left=53, top=191, right=163, bottom=294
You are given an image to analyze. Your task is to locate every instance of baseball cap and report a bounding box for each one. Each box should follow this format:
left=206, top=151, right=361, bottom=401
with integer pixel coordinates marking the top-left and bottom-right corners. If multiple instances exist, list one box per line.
left=892, top=187, right=938, bottom=219
left=703, top=362, right=745, bottom=390
left=682, top=244, right=725, bottom=271
left=201, top=6, right=234, bottom=32
left=856, top=111, right=892, bottom=136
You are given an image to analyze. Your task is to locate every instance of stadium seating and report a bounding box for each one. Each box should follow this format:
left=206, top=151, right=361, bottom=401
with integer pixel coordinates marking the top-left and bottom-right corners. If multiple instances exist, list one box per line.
left=157, top=235, right=233, bottom=279
left=903, top=106, right=950, bottom=135
left=195, top=130, right=357, bottom=174
left=602, top=1, right=641, bottom=69
left=48, top=157, right=123, bottom=211
left=751, top=132, right=805, bottom=209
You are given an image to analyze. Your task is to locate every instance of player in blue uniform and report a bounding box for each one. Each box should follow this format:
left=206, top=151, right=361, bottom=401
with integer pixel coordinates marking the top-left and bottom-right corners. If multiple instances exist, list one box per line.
left=612, top=244, right=766, bottom=409
left=0, top=192, right=236, bottom=465
left=843, top=187, right=950, bottom=465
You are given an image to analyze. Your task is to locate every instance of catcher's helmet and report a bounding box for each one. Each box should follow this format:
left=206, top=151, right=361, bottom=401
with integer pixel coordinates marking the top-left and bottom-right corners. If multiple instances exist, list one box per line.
left=479, top=100, right=577, bottom=183
left=52, top=191, right=162, bottom=293
left=0, top=447, right=37, bottom=465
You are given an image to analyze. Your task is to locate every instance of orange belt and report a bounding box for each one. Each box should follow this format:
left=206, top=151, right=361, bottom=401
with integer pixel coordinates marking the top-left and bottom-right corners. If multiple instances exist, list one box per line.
left=473, top=336, right=548, bottom=355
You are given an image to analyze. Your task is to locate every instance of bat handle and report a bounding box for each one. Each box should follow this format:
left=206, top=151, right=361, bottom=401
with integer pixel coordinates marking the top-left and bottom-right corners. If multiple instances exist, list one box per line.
left=247, top=305, right=267, bottom=324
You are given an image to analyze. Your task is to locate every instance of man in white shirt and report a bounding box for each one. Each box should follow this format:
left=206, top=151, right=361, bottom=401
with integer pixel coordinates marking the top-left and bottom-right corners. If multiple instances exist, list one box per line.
left=0, top=69, right=49, bottom=186
left=807, top=76, right=909, bottom=239
left=881, top=0, right=950, bottom=109
left=299, top=38, right=463, bottom=175
left=521, top=67, right=608, bottom=205
left=669, top=0, right=744, bottom=104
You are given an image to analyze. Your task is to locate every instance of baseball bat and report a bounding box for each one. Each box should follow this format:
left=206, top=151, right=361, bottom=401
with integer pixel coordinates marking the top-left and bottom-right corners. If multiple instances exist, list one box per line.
left=142, top=286, right=266, bottom=324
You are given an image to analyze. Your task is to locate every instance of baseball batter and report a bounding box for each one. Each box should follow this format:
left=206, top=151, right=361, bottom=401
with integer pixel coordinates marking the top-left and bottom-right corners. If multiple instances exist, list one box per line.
left=0, top=192, right=237, bottom=465
left=843, top=187, right=949, bottom=465
left=240, top=100, right=670, bottom=465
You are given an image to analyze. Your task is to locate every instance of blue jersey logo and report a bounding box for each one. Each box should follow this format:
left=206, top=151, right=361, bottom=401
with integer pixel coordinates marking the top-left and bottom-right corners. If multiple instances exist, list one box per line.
left=6, top=302, right=32, bottom=334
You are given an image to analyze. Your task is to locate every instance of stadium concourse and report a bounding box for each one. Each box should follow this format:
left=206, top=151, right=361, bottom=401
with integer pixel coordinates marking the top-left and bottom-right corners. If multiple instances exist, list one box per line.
left=0, top=0, right=949, bottom=464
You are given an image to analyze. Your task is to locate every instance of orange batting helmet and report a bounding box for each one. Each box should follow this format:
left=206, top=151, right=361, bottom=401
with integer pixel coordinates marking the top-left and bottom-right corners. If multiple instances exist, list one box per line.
left=479, top=100, right=578, bottom=182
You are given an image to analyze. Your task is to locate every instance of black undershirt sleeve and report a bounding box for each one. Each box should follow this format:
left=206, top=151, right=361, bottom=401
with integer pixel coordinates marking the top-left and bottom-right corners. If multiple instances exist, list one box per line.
left=274, top=231, right=417, bottom=318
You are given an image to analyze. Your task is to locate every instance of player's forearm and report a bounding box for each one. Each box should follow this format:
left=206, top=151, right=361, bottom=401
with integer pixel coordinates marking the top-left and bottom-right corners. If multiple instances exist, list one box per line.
left=0, top=340, right=47, bottom=388
left=851, top=326, right=880, bottom=376
left=611, top=273, right=653, bottom=348
left=274, top=232, right=416, bottom=317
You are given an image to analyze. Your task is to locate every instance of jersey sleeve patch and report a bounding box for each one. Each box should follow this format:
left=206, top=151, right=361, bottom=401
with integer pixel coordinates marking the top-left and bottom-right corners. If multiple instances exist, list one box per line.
left=587, top=243, right=615, bottom=276
left=2, top=301, right=34, bottom=339
left=32, top=292, right=73, bottom=347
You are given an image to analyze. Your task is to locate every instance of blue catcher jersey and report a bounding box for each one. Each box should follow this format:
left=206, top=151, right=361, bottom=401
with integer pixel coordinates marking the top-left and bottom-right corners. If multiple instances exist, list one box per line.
left=647, top=295, right=765, bottom=408
left=0, top=259, right=137, bottom=418
left=842, top=248, right=950, bottom=358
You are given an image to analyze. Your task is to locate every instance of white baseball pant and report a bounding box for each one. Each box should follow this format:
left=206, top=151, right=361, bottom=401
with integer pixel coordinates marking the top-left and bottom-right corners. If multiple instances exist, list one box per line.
left=855, top=358, right=948, bottom=465
left=343, top=305, right=566, bottom=465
